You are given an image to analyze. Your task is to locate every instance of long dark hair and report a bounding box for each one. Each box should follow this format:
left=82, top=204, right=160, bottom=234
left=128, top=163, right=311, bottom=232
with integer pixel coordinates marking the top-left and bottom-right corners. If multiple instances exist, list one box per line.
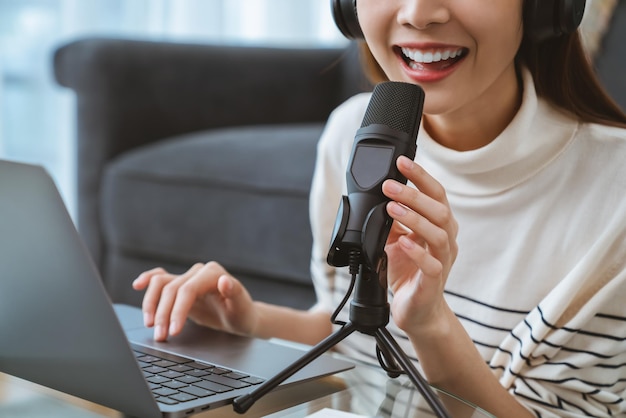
left=357, top=9, right=626, bottom=128
left=519, top=30, right=626, bottom=127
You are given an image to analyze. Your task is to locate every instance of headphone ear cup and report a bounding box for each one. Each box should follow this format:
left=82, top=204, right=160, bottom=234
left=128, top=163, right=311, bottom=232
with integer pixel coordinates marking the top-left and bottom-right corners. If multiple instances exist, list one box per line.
left=331, top=0, right=364, bottom=40
left=525, top=0, right=586, bottom=42
left=557, top=0, right=586, bottom=35
left=525, top=0, right=557, bottom=41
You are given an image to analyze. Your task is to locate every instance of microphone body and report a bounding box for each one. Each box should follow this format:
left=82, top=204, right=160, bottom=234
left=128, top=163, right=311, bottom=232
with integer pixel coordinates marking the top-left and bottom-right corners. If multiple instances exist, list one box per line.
left=328, top=81, right=425, bottom=270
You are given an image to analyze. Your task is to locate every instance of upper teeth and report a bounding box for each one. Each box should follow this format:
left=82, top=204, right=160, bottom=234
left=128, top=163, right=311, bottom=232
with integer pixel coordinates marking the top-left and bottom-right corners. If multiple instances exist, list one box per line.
left=401, top=47, right=464, bottom=63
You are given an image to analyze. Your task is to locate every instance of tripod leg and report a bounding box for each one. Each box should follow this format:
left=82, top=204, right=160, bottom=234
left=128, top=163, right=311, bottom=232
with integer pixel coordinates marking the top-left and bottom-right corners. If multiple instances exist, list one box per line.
left=375, top=328, right=451, bottom=418
left=232, top=322, right=357, bottom=414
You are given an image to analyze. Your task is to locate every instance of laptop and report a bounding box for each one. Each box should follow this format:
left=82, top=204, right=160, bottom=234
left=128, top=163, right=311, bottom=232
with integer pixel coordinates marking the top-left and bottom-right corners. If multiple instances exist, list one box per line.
left=0, top=159, right=353, bottom=418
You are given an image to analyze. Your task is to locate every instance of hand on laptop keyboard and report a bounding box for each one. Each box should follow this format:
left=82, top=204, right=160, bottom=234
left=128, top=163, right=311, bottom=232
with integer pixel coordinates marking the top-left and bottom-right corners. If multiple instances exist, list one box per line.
left=132, top=262, right=259, bottom=342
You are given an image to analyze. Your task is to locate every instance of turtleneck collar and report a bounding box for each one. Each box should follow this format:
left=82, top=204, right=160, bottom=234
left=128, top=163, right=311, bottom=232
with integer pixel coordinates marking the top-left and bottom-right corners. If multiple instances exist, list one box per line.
left=416, top=68, right=580, bottom=197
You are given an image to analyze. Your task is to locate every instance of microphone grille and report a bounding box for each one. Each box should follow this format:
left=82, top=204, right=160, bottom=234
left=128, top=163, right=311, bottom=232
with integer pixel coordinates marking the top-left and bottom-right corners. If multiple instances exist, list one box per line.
left=361, top=82, right=425, bottom=137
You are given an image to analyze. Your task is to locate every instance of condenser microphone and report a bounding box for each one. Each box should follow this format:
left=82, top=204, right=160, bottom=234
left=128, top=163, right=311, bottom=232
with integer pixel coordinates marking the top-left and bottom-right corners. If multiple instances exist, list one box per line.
left=328, top=81, right=425, bottom=270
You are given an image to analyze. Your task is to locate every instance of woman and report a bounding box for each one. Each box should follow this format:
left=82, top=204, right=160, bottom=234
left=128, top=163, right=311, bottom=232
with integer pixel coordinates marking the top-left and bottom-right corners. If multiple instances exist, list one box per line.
left=133, top=1, right=626, bottom=416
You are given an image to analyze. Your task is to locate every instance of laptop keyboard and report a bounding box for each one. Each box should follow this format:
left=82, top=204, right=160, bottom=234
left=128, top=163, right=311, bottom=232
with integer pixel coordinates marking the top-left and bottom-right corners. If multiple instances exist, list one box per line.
left=132, top=344, right=265, bottom=405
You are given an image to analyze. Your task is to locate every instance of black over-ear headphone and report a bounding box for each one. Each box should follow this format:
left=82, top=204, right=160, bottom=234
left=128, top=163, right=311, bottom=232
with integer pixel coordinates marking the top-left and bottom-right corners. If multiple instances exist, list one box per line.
left=525, top=0, right=586, bottom=41
left=331, top=0, right=586, bottom=42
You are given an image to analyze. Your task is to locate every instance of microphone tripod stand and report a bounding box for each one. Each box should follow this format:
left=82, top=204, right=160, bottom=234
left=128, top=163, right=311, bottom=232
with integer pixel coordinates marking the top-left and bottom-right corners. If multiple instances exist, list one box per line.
left=232, top=251, right=452, bottom=418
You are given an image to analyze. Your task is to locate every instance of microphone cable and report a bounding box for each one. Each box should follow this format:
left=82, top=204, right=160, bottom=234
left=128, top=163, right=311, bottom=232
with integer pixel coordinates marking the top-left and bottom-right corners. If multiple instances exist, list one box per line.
left=330, top=249, right=360, bottom=327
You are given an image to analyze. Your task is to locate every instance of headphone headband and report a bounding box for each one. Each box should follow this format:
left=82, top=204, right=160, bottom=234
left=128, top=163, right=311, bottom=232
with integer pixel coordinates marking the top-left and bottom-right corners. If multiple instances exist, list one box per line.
left=331, top=0, right=587, bottom=42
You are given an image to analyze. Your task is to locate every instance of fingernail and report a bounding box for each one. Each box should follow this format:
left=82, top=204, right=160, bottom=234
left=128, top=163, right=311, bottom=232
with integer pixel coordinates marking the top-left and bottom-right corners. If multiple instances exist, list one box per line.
left=223, top=276, right=234, bottom=293
left=398, top=155, right=413, bottom=169
left=388, top=201, right=407, bottom=216
left=154, top=325, right=165, bottom=341
left=386, top=181, right=403, bottom=195
left=143, top=312, right=153, bottom=327
left=169, top=321, right=178, bottom=335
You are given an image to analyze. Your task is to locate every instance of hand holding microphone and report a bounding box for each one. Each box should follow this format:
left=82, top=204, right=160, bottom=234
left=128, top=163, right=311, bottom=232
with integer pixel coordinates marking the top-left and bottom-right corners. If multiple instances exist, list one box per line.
left=327, top=81, right=425, bottom=271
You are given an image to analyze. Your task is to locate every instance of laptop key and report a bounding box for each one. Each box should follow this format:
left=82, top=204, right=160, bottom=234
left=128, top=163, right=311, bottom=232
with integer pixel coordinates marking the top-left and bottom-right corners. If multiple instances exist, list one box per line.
left=153, top=360, right=177, bottom=368
left=147, top=375, right=172, bottom=385
left=153, top=387, right=180, bottom=397
left=170, top=392, right=197, bottom=402
left=186, top=369, right=210, bottom=377
left=162, top=380, right=188, bottom=389
left=225, top=371, right=248, bottom=380
left=208, top=366, right=230, bottom=375
left=186, top=361, right=213, bottom=370
left=159, top=370, right=185, bottom=379
left=242, top=376, right=265, bottom=385
left=136, top=355, right=161, bottom=363
left=194, top=380, right=232, bottom=393
left=156, top=397, right=179, bottom=405
left=204, top=374, right=250, bottom=389
left=168, top=364, right=193, bottom=373
left=176, top=375, right=202, bottom=384
left=180, top=386, right=215, bottom=398
left=143, top=365, right=168, bottom=374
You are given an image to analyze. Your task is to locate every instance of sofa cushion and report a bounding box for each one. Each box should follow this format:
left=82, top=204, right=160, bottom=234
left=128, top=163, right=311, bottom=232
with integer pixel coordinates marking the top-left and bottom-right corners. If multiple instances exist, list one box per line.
left=101, top=123, right=324, bottom=304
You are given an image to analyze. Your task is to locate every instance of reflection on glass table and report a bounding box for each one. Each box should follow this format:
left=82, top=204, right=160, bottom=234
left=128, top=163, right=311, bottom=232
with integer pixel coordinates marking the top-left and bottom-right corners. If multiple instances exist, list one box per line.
left=267, top=356, right=495, bottom=418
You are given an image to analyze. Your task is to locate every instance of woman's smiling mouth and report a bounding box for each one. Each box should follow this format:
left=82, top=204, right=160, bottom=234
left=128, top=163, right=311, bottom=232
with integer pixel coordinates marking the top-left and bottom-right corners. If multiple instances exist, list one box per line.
left=397, top=46, right=469, bottom=81
left=401, top=46, right=467, bottom=66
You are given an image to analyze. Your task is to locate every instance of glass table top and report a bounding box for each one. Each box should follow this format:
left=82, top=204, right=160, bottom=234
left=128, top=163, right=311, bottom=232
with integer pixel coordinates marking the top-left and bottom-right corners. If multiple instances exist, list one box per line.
left=1, top=353, right=494, bottom=418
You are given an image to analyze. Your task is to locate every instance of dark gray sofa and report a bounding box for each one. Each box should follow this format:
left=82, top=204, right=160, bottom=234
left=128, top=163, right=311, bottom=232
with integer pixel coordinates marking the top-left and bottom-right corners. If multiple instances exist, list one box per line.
left=53, top=38, right=371, bottom=310
left=52, top=6, right=625, bottom=312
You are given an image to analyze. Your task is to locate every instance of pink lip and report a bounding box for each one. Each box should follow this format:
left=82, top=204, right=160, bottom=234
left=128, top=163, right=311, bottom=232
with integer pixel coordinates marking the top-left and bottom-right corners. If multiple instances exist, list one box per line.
left=395, top=43, right=467, bottom=84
